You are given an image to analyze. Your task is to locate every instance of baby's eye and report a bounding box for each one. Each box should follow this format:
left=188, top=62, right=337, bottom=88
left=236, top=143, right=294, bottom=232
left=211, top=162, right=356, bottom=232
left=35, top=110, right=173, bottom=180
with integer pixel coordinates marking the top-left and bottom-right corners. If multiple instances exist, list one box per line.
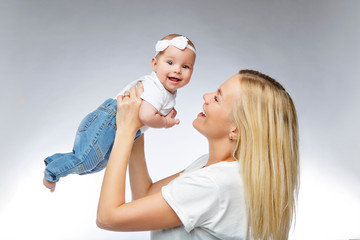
left=214, top=96, right=219, bottom=102
left=167, top=61, right=173, bottom=65
left=182, top=65, right=190, bottom=69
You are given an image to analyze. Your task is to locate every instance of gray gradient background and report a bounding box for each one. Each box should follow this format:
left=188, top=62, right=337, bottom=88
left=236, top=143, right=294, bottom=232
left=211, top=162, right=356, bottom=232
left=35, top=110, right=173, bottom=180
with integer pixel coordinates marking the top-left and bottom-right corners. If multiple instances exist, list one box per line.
left=1, top=0, right=359, bottom=239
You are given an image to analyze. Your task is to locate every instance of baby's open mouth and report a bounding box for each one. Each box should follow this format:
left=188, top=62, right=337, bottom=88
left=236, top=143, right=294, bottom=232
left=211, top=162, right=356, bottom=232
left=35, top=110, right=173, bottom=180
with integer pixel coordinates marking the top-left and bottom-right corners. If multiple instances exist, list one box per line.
left=168, top=77, right=181, bottom=82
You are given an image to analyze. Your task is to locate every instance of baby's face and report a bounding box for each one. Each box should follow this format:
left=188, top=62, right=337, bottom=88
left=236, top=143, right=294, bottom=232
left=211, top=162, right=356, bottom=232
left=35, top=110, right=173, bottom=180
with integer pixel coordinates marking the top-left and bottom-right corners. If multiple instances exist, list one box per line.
left=152, top=46, right=196, bottom=93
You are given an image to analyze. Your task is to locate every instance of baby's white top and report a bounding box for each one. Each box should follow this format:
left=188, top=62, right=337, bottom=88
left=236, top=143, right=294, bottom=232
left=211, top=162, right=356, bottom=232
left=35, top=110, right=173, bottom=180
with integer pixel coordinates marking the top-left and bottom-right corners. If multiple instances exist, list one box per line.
left=116, top=71, right=177, bottom=132
left=117, top=71, right=177, bottom=115
left=151, top=154, right=248, bottom=240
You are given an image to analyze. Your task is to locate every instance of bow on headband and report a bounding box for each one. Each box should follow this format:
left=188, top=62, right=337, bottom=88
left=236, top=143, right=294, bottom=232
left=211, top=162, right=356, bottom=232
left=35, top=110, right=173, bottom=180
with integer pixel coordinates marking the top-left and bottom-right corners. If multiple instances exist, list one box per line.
left=155, top=36, right=196, bottom=55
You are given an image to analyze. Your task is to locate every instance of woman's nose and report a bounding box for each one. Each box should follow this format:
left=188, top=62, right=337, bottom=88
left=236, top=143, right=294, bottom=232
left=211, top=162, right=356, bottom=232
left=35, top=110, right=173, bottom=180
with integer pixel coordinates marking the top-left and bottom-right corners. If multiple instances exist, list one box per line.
left=203, top=93, right=211, bottom=103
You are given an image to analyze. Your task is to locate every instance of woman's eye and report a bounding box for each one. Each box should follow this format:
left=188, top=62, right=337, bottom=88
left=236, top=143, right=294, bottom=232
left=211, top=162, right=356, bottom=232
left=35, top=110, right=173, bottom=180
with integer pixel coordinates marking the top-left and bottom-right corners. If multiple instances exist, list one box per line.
left=167, top=61, right=173, bottom=65
left=214, top=96, right=219, bottom=102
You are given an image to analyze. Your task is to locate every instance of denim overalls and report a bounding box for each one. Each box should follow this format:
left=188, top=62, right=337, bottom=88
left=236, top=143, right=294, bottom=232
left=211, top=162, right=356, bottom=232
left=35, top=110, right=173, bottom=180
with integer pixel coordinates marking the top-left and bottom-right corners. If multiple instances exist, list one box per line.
left=44, top=98, right=141, bottom=182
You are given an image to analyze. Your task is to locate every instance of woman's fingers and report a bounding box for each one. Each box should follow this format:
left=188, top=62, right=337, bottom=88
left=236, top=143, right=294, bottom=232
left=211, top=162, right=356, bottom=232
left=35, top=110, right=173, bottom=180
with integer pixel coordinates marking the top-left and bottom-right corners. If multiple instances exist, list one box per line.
left=129, top=86, right=137, bottom=99
left=123, top=90, right=130, bottom=98
left=115, top=84, right=144, bottom=131
left=119, top=81, right=143, bottom=102
left=114, top=82, right=145, bottom=132
left=116, top=95, right=123, bottom=103
left=136, top=81, right=144, bottom=96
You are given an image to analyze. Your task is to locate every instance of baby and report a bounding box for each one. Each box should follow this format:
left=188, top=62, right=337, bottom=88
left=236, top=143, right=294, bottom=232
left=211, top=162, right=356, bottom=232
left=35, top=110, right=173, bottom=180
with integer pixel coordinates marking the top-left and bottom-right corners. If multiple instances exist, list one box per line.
left=43, top=34, right=196, bottom=192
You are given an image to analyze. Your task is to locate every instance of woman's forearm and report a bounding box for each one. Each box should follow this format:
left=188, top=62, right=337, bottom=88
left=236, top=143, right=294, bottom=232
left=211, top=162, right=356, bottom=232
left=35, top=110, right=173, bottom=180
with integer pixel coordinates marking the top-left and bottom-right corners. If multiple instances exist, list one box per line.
left=129, top=134, right=153, bottom=200
left=97, top=128, right=181, bottom=231
left=97, top=129, right=136, bottom=226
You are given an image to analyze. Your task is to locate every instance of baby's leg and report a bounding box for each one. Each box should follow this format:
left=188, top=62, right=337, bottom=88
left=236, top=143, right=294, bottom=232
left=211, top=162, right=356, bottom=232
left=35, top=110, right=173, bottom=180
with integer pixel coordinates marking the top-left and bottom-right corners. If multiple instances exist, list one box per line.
left=42, top=151, right=88, bottom=192
left=85, top=147, right=112, bottom=174
left=42, top=98, right=117, bottom=190
left=44, top=152, right=83, bottom=183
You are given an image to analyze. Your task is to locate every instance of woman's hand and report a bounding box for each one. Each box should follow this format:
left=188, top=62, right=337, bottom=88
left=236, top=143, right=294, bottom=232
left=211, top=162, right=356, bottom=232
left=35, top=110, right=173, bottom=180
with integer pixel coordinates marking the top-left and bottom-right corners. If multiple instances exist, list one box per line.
left=116, top=82, right=144, bottom=133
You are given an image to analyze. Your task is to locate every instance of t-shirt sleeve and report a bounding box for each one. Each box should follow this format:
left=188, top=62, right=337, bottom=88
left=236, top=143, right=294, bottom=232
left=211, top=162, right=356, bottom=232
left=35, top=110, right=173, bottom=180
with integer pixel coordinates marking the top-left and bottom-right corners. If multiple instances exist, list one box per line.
left=140, top=80, right=164, bottom=112
left=161, top=171, right=220, bottom=232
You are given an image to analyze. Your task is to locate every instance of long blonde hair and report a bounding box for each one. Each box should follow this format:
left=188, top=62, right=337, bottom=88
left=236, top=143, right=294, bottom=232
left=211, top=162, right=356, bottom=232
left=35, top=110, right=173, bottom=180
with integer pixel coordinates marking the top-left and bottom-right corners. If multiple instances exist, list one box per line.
left=232, top=70, right=299, bottom=240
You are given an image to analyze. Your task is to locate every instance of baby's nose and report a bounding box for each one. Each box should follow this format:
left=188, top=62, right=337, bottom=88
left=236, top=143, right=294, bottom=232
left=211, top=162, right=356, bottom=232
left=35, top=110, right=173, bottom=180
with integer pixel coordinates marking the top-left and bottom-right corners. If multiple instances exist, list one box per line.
left=173, top=65, right=181, bottom=73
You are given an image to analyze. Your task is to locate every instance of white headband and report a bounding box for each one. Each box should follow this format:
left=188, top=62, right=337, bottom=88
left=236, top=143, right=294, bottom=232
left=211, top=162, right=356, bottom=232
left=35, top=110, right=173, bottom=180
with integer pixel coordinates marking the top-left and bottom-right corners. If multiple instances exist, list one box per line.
left=155, top=36, right=196, bottom=56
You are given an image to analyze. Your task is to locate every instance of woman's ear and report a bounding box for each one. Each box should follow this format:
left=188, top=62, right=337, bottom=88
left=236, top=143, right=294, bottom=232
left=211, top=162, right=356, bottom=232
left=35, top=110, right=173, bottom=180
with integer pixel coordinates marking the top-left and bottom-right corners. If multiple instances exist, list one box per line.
left=229, top=125, right=239, bottom=141
left=151, top=57, right=157, bottom=72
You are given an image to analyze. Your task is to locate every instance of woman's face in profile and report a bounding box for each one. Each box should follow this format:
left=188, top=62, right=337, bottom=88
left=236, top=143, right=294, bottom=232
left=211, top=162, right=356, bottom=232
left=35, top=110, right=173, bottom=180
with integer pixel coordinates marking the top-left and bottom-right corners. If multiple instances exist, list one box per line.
left=193, top=74, right=241, bottom=139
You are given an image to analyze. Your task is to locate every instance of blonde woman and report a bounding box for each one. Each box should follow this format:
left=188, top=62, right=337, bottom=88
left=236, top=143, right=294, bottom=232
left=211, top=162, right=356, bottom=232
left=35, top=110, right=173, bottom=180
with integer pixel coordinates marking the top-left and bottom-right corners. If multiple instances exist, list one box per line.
left=97, top=70, right=299, bottom=239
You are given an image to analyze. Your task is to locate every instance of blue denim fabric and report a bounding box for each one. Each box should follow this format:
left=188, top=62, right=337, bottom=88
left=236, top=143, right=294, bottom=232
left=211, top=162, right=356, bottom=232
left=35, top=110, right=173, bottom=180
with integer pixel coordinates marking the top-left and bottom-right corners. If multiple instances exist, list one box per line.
left=44, top=98, right=142, bottom=182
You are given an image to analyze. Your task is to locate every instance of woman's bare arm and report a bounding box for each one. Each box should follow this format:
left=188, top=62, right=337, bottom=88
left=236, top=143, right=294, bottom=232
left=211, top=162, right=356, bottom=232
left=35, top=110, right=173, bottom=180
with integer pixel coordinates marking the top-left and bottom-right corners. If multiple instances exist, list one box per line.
left=97, top=84, right=182, bottom=231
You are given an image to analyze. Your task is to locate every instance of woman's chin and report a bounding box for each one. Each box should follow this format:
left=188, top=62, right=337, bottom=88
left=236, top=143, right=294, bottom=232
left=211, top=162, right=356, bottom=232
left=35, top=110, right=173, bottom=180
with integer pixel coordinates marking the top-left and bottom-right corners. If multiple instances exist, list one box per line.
left=192, top=119, right=197, bottom=128
left=192, top=119, right=203, bottom=134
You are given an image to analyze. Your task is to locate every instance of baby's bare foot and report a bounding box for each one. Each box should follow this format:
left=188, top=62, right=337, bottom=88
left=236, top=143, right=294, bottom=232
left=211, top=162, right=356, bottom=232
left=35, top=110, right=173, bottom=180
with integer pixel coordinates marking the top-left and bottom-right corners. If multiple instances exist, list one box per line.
left=43, top=176, right=56, bottom=192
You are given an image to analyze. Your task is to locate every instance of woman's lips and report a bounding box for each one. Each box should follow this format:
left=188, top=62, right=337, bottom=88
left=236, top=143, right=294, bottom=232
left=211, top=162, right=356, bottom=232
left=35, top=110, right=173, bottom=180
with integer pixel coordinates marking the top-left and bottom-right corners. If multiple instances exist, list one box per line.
left=197, top=111, right=206, bottom=118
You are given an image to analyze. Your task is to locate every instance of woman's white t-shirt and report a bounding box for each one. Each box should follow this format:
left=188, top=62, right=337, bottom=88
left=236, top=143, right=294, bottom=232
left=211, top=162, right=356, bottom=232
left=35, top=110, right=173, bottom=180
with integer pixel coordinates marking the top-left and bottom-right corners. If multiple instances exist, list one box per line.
left=151, top=154, right=248, bottom=240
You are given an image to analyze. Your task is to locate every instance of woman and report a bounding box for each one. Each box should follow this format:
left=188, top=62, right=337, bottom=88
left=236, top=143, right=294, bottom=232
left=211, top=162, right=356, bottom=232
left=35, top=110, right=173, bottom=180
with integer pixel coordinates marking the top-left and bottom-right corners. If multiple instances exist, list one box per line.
left=97, top=70, right=299, bottom=240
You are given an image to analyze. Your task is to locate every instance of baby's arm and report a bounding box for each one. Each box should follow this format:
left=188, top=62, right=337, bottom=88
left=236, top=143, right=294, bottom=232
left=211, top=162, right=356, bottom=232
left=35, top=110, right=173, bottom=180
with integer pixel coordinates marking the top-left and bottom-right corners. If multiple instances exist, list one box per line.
left=139, top=101, right=179, bottom=128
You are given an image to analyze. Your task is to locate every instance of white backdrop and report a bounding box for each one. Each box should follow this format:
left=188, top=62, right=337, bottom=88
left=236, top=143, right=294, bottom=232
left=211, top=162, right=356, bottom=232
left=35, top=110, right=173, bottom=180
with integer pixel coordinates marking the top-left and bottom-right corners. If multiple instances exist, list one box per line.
left=1, top=1, right=359, bottom=239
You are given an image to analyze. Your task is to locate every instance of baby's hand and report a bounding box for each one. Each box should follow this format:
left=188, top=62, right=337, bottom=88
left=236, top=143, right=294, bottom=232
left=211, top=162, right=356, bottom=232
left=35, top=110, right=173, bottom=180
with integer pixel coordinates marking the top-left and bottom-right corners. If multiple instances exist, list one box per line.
left=164, top=109, right=180, bottom=128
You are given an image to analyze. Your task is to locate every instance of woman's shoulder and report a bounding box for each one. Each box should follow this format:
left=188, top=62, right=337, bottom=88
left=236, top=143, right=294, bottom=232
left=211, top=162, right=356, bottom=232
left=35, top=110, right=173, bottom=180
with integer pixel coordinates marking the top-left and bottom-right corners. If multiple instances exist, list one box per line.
left=181, top=156, right=243, bottom=192
left=164, top=157, right=247, bottom=238
left=203, top=161, right=243, bottom=189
